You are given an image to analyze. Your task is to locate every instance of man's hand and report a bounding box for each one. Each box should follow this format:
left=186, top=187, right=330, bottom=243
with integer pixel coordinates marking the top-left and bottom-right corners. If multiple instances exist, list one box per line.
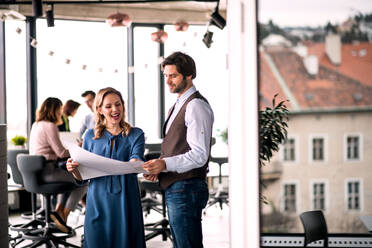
left=143, top=174, right=158, bottom=182
left=142, top=159, right=166, bottom=175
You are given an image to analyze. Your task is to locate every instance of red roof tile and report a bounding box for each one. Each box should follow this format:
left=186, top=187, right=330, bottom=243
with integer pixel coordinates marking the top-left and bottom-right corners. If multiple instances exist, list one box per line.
left=307, top=42, right=372, bottom=87
left=260, top=48, right=372, bottom=110
left=259, top=51, right=292, bottom=110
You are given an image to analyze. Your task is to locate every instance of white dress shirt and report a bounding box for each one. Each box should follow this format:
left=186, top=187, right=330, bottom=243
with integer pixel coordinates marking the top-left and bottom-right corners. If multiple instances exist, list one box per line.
left=164, top=86, right=214, bottom=173
left=79, top=113, right=95, bottom=138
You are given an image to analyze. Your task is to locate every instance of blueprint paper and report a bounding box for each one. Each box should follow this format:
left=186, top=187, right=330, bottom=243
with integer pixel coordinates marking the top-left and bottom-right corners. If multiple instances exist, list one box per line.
left=65, top=142, right=147, bottom=180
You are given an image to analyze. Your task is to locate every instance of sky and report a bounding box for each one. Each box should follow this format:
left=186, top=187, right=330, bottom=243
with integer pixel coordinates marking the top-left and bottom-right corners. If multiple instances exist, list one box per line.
left=259, top=0, right=372, bottom=27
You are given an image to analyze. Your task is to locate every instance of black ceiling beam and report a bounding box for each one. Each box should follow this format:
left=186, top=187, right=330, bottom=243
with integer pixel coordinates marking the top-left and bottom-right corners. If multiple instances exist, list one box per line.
left=5, top=0, right=218, bottom=5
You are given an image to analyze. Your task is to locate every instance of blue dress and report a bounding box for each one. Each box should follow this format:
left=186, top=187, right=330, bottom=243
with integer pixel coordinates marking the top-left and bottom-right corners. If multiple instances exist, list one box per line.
left=82, top=128, right=146, bottom=248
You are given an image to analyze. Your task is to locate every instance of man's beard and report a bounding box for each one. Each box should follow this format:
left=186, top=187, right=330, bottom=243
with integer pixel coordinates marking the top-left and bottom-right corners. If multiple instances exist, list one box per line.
left=173, top=78, right=188, bottom=94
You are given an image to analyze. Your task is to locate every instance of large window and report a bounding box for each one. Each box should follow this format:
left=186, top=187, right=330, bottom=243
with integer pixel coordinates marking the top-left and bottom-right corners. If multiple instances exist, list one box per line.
left=5, top=20, right=27, bottom=146
left=259, top=0, right=372, bottom=234
left=164, top=25, right=228, bottom=156
left=36, top=19, right=128, bottom=132
left=133, top=26, right=161, bottom=143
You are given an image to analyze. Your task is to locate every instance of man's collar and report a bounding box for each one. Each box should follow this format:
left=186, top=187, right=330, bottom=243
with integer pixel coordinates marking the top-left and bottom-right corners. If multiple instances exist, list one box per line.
left=178, top=85, right=196, bottom=103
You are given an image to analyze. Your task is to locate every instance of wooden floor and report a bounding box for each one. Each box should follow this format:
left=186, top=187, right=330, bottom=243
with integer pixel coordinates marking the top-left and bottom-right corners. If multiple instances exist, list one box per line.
left=9, top=204, right=229, bottom=248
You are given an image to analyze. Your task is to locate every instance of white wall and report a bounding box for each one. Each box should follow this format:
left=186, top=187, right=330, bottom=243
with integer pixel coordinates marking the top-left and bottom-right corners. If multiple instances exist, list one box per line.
left=228, top=0, right=260, bottom=247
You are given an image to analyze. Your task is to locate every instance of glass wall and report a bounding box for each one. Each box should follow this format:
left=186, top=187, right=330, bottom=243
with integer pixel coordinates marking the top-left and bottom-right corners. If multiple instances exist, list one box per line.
left=164, top=24, right=228, bottom=157
left=259, top=0, right=372, bottom=233
left=36, top=19, right=128, bottom=132
left=130, top=24, right=228, bottom=150
left=5, top=20, right=27, bottom=147
left=133, top=26, right=161, bottom=143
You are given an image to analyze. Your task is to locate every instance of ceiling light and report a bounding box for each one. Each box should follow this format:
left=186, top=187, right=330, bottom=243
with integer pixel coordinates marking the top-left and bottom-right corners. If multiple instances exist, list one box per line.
left=202, top=30, right=213, bottom=48
left=151, top=30, right=168, bottom=43
left=174, top=21, right=189, bottom=32
left=46, top=5, right=54, bottom=27
left=106, top=12, right=131, bottom=27
left=210, top=9, right=226, bottom=30
left=209, top=0, right=226, bottom=30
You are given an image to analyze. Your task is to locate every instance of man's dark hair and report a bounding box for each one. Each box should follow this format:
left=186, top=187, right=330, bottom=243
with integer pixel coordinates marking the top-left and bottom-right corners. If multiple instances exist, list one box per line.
left=161, top=52, right=196, bottom=79
left=81, top=90, right=96, bottom=98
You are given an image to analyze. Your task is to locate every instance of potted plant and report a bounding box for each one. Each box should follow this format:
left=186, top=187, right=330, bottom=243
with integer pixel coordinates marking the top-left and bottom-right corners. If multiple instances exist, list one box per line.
left=217, top=94, right=289, bottom=203
left=218, top=94, right=289, bottom=165
left=11, top=135, right=27, bottom=149
left=259, top=94, right=289, bottom=167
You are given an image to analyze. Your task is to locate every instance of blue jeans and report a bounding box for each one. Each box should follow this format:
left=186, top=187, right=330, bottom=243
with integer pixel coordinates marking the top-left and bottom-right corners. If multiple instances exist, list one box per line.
left=165, top=178, right=209, bottom=248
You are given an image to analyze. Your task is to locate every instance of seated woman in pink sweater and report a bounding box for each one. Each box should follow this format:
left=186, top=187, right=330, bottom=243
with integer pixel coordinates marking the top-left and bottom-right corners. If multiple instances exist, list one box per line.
left=29, top=97, right=87, bottom=233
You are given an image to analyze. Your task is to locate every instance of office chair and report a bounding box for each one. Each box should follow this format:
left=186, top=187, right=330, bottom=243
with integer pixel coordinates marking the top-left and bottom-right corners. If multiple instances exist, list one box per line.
left=140, top=180, right=162, bottom=216
left=300, top=210, right=328, bottom=248
left=142, top=152, right=172, bottom=242
left=141, top=144, right=163, bottom=216
left=8, top=149, right=48, bottom=247
left=8, top=149, right=34, bottom=217
left=204, top=156, right=229, bottom=213
left=17, top=154, right=80, bottom=248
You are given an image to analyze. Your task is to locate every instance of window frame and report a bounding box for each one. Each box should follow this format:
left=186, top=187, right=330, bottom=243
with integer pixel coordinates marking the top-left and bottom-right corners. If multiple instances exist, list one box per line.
left=308, top=134, right=328, bottom=164
left=281, top=180, right=300, bottom=214
left=344, top=133, right=363, bottom=162
left=280, top=135, right=299, bottom=164
left=310, top=179, right=329, bottom=213
left=344, top=178, right=363, bottom=212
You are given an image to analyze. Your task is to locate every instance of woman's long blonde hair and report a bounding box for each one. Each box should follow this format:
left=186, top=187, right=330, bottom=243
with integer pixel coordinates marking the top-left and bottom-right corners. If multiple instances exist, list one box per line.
left=93, top=87, right=131, bottom=139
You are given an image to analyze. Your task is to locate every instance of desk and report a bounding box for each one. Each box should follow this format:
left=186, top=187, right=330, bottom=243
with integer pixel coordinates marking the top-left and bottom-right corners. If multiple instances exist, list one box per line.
left=8, top=184, right=32, bottom=211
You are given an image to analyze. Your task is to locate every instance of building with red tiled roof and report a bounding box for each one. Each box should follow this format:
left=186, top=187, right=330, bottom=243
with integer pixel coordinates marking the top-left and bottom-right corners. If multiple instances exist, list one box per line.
left=259, top=43, right=372, bottom=233
left=260, top=46, right=372, bottom=111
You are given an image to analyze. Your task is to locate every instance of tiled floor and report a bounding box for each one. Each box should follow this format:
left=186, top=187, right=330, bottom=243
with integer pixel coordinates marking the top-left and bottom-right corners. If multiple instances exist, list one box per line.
left=9, top=204, right=229, bottom=248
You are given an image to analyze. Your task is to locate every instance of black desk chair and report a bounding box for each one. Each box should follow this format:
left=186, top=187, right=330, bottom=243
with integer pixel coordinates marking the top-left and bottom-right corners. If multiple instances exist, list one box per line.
left=204, top=156, right=229, bottom=213
left=141, top=152, right=172, bottom=242
left=300, top=210, right=328, bottom=248
left=140, top=179, right=162, bottom=216
left=17, top=154, right=80, bottom=248
left=8, top=149, right=34, bottom=217
left=141, top=144, right=163, bottom=216
left=8, top=149, right=47, bottom=247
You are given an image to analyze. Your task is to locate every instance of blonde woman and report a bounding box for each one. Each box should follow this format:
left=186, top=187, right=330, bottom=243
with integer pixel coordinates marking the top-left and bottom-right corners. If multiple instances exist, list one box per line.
left=29, top=97, right=88, bottom=233
left=66, top=87, right=146, bottom=248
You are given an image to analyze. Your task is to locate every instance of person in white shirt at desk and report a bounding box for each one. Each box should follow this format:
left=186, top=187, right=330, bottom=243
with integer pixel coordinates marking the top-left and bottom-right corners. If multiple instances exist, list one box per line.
left=79, top=90, right=96, bottom=141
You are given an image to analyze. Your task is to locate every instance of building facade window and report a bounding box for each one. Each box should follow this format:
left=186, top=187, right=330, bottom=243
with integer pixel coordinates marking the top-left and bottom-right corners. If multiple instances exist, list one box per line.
left=312, top=138, right=324, bottom=161
left=347, top=180, right=361, bottom=210
left=346, top=135, right=360, bottom=160
left=283, top=138, right=296, bottom=161
left=312, top=183, right=325, bottom=210
left=283, top=184, right=296, bottom=212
